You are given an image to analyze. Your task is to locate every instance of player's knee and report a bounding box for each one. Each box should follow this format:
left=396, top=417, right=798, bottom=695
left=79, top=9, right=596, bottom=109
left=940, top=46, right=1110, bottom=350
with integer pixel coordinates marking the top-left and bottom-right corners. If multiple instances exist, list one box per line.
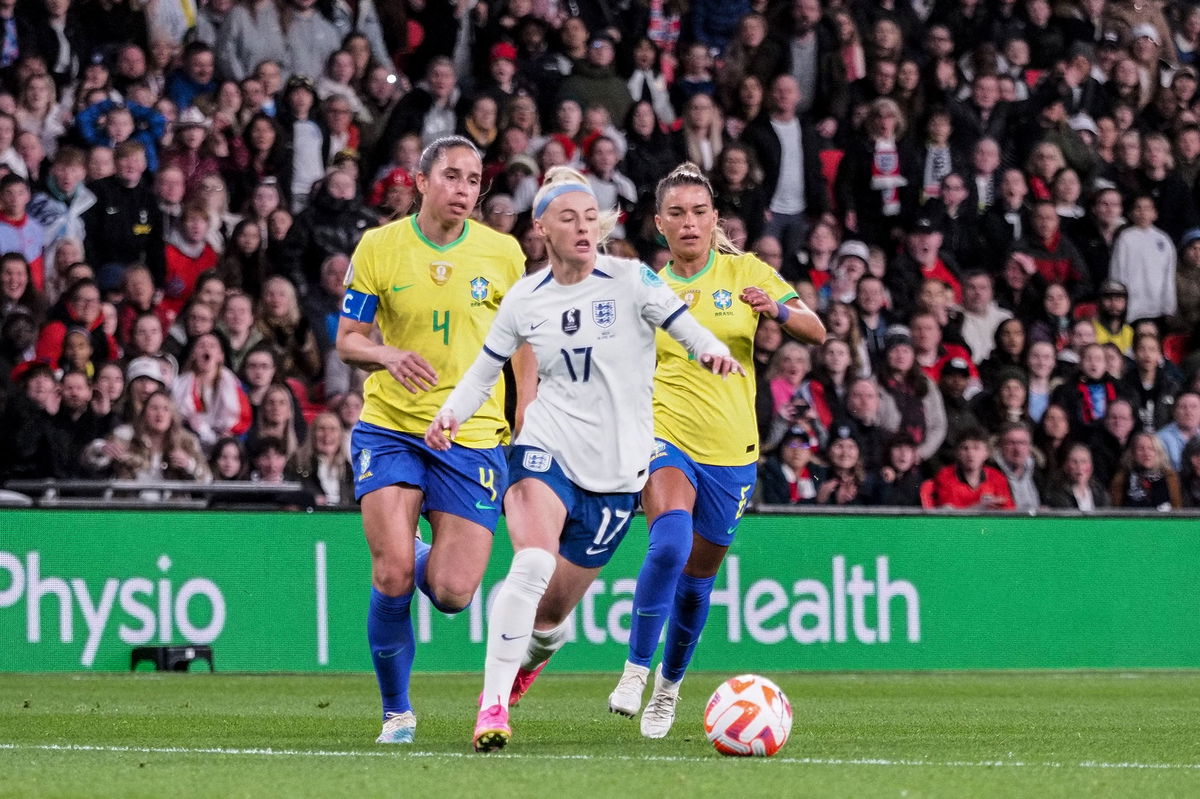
left=648, top=509, right=693, bottom=570
left=373, top=563, right=415, bottom=597
left=429, top=586, right=474, bottom=614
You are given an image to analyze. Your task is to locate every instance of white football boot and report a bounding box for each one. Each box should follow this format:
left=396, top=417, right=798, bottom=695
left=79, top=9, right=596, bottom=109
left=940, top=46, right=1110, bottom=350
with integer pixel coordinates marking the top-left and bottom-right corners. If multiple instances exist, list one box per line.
left=376, top=710, right=416, bottom=744
left=607, top=661, right=650, bottom=717
left=640, top=665, right=681, bottom=739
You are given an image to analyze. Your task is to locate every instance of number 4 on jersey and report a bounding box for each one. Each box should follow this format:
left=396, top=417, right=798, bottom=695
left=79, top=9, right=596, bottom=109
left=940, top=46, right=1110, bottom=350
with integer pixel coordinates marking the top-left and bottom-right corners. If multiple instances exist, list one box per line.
left=433, top=310, right=451, bottom=345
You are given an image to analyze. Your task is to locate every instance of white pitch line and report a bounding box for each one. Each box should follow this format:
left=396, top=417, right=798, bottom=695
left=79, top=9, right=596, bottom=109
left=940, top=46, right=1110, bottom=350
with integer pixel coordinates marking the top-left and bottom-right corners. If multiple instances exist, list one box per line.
left=1, top=744, right=1199, bottom=771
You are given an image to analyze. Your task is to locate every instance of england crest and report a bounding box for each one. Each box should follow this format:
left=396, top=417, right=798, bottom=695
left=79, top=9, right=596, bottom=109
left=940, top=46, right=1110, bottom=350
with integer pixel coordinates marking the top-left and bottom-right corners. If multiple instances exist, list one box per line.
left=592, top=299, right=616, bottom=328
left=470, top=276, right=490, bottom=301
left=713, top=289, right=733, bottom=310
left=522, top=450, right=552, bottom=472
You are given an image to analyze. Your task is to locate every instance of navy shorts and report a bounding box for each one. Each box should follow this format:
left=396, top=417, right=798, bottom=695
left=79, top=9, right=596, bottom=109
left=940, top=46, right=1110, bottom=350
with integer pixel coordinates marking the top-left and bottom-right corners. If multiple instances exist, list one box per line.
left=648, top=439, right=756, bottom=547
left=350, top=421, right=508, bottom=531
left=507, top=445, right=638, bottom=569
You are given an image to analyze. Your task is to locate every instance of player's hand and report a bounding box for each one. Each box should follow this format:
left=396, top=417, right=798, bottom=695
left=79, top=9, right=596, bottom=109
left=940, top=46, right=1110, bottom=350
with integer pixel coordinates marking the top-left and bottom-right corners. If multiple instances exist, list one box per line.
left=383, top=348, right=438, bottom=393
left=739, top=287, right=780, bottom=318
left=699, top=352, right=746, bottom=378
left=424, top=410, right=459, bottom=451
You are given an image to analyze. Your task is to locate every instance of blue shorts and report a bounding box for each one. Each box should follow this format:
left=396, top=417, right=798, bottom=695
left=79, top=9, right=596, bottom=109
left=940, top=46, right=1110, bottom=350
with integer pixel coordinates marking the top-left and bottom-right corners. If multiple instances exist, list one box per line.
left=648, top=439, right=756, bottom=547
left=507, top=445, right=638, bottom=569
left=350, top=421, right=508, bottom=531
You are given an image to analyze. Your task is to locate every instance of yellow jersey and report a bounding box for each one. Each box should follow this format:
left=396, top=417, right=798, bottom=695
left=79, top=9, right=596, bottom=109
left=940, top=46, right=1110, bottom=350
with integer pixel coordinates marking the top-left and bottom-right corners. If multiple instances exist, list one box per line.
left=654, top=250, right=797, bottom=466
left=345, top=215, right=525, bottom=446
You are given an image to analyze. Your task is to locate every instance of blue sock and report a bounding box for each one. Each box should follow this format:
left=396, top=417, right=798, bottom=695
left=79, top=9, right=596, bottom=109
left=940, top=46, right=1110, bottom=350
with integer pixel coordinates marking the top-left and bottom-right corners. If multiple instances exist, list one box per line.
left=628, top=509, right=693, bottom=668
left=368, top=587, right=415, bottom=718
left=661, top=573, right=716, bottom=682
left=412, top=537, right=462, bottom=615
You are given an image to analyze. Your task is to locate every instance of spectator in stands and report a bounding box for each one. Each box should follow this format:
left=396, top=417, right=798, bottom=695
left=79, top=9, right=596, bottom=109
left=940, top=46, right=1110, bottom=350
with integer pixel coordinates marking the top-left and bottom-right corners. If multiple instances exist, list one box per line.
left=216, top=220, right=270, bottom=300
left=218, top=290, right=262, bottom=372
left=75, top=98, right=167, bottom=172
left=1042, top=441, right=1110, bottom=511
left=283, top=169, right=376, bottom=288
left=1075, top=186, right=1124, bottom=288
left=29, top=147, right=94, bottom=279
left=1052, top=342, right=1128, bottom=431
left=816, top=424, right=868, bottom=506
left=101, top=389, right=211, bottom=483
left=84, top=141, right=165, bottom=287
left=855, top=273, right=891, bottom=363
left=923, top=427, right=1016, bottom=510
left=808, top=338, right=856, bottom=429
left=938, top=357, right=983, bottom=462
left=981, top=169, right=1031, bottom=270
left=878, top=325, right=947, bottom=464
left=166, top=42, right=218, bottom=111
left=1109, top=195, right=1177, bottom=325
left=285, top=410, right=351, bottom=505
left=245, top=380, right=302, bottom=457
left=757, top=427, right=822, bottom=505
left=255, top=275, right=320, bottom=382
left=1025, top=340, right=1060, bottom=423
left=209, top=435, right=250, bottom=481
left=0, top=176, right=45, bottom=289
left=836, top=376, right=898, bottom=472
left=171, top=331, right=252, bottom=452
left=1027, top=282, right=1073, bottom=353
left=0, top=361, right=71, bottom=479
left=1123, top=333, right=1182, bottom=431
left=302, top=253, right=347, bottom=356
left=35, top=278, right=118, bottom=370
left=161, top=204, right=219, bottom=318
left=1, top=252, right=46, bottom=324
left=164, top=298, right=218, bottom=362
left=960, top=270, right=1012, bottom=363
left=992, top=421, right=1043, bottom=510
left=216, top=0, right=290, bottom=82
left=54, top=370, right=117, bottom=474
left=744, top=73, right=826, bottom=257
left=1093, top=280, right=1133, bottom=354
left=1111, top=430, right=1182, bottom=510
left=887, top=215, right=962, bottom=314
left=1157, top=391, right=1200, bottom=471
left=863, top=431, right=922, bottom=507
left=1178, top=437, right=1200, bottom=507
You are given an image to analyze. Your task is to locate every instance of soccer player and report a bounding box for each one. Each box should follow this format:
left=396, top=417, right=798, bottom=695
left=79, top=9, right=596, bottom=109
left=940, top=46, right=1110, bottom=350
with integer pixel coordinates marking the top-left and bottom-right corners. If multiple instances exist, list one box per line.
left=424, top=166, right=741, bottom=752
left=607, top=163, right=826, bottom=738
left=336, top=135, right=533, bottom=745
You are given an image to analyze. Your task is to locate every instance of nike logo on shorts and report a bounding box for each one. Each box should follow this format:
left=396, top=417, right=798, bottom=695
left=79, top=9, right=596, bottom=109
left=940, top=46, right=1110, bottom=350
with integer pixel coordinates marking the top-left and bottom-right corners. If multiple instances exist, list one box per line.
left=585, top=546, right=608, bottom=556
left=475, top=500, right=495, bottom=510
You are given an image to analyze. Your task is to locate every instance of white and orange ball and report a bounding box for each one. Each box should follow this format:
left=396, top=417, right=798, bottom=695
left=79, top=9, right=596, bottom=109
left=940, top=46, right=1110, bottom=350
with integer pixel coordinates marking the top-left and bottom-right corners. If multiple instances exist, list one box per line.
left=703, top=674, right=793, bottom=757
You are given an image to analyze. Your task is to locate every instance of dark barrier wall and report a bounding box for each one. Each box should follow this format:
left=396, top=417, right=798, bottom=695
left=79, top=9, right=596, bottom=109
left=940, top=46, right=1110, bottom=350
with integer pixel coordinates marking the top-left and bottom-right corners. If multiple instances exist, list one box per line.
left=1, top=510, right=1197, bottom=671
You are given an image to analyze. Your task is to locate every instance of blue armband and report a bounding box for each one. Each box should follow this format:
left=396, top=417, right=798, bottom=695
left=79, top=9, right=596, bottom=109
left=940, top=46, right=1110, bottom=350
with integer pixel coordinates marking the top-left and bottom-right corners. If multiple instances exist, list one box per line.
left=775, top=301, right=790, bottom=324
left=341, top=289, right=379, bottom=323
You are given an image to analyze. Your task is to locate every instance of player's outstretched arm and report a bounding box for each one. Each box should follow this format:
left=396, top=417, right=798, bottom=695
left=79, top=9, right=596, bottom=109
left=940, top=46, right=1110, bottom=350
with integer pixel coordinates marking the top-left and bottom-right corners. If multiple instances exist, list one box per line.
left=663, top=310, right=746, bottom=378
left=336, top=317, right=439, bottom=394
left=424, top=347, right=508, bottom=451
left=738, top=288, right=826, bottom=345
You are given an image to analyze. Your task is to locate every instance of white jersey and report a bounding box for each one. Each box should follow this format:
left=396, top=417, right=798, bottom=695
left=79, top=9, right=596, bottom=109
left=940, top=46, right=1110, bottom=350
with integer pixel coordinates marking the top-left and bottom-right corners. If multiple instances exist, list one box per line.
left=443, top=255, right=729, bottom=493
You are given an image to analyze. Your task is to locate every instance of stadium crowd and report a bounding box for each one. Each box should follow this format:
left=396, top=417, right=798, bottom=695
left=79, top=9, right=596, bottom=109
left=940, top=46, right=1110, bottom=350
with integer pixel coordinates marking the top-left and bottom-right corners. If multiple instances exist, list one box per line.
left=0, top=0, right=1199, bottom=510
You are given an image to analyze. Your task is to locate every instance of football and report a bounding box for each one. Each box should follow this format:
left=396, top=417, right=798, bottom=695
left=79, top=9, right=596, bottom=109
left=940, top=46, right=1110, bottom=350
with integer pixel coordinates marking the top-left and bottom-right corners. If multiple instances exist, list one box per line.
left=703, top=674, right=793, bottom=757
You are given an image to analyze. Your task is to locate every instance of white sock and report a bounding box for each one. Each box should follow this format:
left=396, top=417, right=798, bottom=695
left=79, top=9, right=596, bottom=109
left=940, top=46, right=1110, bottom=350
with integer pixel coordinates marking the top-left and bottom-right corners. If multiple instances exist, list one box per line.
left=480, top=548, right=557, bottom=709
left=522, top=619, right=571, bottom=671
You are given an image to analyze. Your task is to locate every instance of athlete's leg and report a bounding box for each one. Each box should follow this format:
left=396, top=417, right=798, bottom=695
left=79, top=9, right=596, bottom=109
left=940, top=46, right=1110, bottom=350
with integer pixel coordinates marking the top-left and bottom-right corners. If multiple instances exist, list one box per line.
left=421, top=511, right=494, bottom=612
left=475, top=479, right=563, bottom=750
left=661, top=534, right=727, bottom=681
left=628, top=467, right=697, bottom=667
left=362, top=485, right=424, bottom=740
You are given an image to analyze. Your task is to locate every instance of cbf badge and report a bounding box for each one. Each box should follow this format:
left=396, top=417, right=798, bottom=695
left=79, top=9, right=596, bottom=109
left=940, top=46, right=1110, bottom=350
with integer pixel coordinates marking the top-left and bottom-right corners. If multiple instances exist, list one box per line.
left=562, top=307, right=581, bottom=334
left=680, top=289, right=700, bottom=308
left=430, top=261, right=453, bottom=285
left=592, top=299, right=615, bottom=328
left=713, top=289, right=733, bottom=310
left=470, top=276, right=490, bottom=302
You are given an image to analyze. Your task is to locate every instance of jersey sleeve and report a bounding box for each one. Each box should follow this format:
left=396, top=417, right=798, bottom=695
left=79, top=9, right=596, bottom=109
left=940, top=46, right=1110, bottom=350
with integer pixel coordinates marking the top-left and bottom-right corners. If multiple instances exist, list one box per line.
left=635, top=263, right=688, bottom=328
left=341, top=230, right=381, bottom=323
left=480, top=284, right=525, bottom=360
left=748, top=256, right=799, bottom=304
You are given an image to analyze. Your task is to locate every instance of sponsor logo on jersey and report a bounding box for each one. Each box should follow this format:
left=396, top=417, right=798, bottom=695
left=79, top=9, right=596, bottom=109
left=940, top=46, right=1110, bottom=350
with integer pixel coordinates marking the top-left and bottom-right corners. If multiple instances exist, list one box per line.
left=592, top=299, right=616, bottom=328
left=429, top=261, right=453, bottom=286
left=522, top=450, right=552, bottom=472
left=470, top=276, right=490, bottom=303
left=640, top=265, right=664, bottom=286
left=680, top=289, right=700, bottom=308
left=562, top=307, right=581, bottom=334
left=713, top=289, right=733, bottom=310
left=357, top=449, right=373, bottom=480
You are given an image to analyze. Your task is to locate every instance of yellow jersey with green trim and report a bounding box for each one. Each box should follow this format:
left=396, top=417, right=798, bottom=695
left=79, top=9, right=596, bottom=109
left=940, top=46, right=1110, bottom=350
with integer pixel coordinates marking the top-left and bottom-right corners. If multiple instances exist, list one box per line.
left=654, top=250, right=797, bottom=466
left=346, top=216, right=525, bottom=446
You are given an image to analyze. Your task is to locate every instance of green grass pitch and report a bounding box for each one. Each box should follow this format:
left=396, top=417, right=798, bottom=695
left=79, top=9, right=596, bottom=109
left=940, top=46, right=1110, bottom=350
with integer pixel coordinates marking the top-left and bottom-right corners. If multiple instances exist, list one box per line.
left=3, top=671, right=1200, bottom=798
